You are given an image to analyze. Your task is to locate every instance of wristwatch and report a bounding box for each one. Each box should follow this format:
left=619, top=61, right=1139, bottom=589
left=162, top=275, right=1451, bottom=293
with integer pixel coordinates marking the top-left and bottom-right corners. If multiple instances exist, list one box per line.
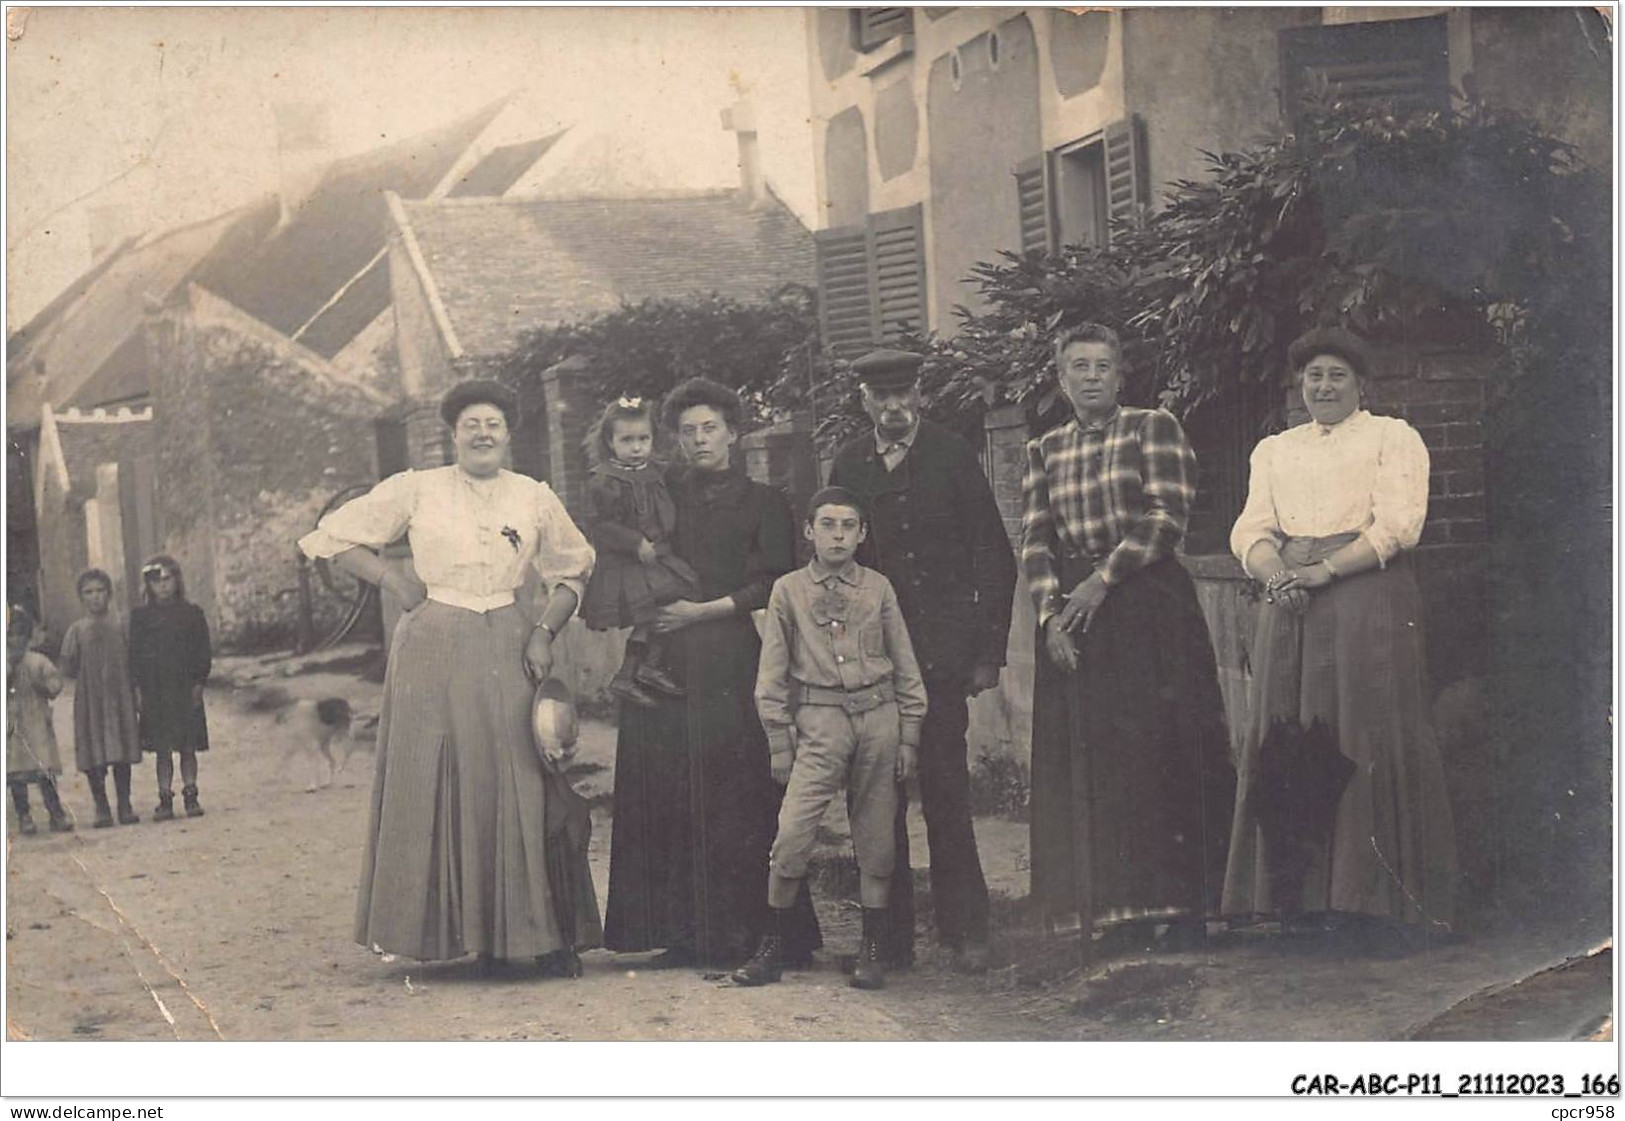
left=534, top=621, right=556, bottom=639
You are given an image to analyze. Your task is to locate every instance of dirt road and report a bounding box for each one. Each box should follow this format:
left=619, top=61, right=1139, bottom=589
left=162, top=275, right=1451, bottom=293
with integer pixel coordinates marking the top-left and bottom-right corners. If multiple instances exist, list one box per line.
left=4, top=647, right=1611, bottom=1044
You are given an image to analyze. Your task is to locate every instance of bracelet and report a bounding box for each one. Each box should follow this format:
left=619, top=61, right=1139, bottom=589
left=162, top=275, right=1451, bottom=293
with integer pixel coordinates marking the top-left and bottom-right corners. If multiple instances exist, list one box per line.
left=533, top=621, right=556, bottom=639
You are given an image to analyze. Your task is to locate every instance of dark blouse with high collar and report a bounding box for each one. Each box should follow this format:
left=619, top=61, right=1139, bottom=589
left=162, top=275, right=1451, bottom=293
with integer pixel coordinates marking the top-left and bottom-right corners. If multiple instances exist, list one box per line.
left=603, top=460, right=820, bottom=965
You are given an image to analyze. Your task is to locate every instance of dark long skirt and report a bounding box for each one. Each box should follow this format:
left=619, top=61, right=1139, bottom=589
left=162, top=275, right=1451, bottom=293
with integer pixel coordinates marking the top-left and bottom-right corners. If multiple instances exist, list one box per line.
left=1222, top=539, right=1457, bottom=931
left=354, top=602, right=602, bottom=962
left=1029, top=554, right=1234, bottom=924
left=604, top=611, right=821, bottom=966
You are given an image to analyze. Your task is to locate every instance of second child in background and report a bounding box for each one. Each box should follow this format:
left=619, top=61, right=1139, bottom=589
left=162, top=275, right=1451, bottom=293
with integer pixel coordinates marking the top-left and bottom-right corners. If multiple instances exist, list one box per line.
left=736, top=487, right=927, bottom=991
left=128, top=556, right=213, bottom=821
left=7, top=605, right=72, bottom=835
left=60, top=569, right=143, bottom=828
left=580, top=396, right=700, bottom=708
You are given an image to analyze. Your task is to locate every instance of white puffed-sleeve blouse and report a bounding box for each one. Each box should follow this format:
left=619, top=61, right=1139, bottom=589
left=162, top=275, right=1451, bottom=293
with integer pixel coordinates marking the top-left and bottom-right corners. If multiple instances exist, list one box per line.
left=298, top=467, right=595, bottom=611
left=1230, top=410, right=1430, bottom=566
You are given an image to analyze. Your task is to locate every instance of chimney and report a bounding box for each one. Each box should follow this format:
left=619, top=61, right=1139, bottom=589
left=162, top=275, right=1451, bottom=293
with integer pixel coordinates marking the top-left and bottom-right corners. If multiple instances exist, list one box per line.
left=272, top=102, right=334, bottom=228
left=720, top=99, right=765, bottom=208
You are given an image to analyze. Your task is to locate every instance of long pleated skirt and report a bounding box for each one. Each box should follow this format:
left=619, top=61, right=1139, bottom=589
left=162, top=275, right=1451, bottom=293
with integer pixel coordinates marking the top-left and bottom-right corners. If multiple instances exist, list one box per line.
left=354, top=601, right=603, bottom=961
left=1029, top=554, right=1234, bottom=925
left=1221, top=537, right=1457, bottom=931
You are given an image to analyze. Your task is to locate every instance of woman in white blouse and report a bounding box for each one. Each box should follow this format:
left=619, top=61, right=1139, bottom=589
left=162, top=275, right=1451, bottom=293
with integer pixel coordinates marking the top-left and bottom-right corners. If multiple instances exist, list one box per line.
left=299, top=380, right=602, bottom=976
left=1222, top=328, right=1457, bottom=953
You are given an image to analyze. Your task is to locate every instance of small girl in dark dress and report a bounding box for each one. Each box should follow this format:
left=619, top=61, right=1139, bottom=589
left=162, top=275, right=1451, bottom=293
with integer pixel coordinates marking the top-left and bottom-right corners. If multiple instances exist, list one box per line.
left=580, top=396, right=700, bottom=708
left=128, top=556, right=212, bottom=820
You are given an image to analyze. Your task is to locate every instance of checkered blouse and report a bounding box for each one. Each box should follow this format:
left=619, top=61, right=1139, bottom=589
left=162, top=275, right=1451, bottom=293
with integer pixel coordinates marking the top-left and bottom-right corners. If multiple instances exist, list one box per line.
left=1020, top=406, right=1197, bottom=625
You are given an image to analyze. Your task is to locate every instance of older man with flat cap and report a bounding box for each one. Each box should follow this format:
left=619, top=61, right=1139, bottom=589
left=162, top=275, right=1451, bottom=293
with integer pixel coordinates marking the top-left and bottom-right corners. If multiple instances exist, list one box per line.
left=827, top=348, right=1016, bottom=972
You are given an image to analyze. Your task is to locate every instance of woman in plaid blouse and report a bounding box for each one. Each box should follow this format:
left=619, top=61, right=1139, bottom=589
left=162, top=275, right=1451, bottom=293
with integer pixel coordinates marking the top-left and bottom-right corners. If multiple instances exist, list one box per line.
left=1021, top=323, right=1233, bottom=952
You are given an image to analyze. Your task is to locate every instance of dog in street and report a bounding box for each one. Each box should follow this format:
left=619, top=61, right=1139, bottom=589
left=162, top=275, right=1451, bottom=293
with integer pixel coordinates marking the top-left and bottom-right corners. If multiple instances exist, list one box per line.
left=278, top=697, right=369, bottom=792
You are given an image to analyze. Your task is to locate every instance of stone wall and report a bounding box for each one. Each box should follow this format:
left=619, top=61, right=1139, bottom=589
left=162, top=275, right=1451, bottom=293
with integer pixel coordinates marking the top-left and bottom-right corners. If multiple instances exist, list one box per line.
left=146, top=289, right=386, bottom=651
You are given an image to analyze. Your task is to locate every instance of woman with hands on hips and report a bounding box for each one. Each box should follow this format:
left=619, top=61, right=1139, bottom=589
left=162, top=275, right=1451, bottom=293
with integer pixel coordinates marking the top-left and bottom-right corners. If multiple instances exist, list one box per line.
left=1021, top=323, right=1232, bottom=951
left=298, top=378, right=601, bottom=977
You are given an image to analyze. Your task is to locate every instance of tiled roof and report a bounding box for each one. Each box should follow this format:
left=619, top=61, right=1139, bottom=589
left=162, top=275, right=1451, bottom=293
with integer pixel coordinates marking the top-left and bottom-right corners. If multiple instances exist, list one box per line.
left=5, top=211, right=245, bottom=429
left=192, top=98, right=511, bottom=357
left=7, top=100, right=559, bottom=427
left=449, top=131, right=567, bottom=198
left=399, top=190, right=816, bottom=358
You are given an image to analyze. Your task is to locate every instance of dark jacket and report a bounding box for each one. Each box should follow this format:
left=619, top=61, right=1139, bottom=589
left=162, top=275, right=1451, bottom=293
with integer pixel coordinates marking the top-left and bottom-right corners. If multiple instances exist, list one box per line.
left=828, top=419, right=1017, bottom=684
left=580, top=461, right=699, bottom=630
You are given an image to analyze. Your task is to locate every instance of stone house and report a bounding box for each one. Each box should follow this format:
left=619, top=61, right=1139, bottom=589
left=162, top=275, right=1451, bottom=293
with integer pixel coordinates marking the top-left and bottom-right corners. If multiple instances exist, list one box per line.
left=798, top=5, right=1610, bottom=766
left=381, top=181, right=817, bottom=513
left=7, top=99, right=565, bottom=647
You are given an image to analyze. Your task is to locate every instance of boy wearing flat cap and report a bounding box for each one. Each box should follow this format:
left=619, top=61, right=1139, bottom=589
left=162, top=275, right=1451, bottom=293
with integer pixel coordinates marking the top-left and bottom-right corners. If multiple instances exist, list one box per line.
left=827, top=348, right=1017, bottom=973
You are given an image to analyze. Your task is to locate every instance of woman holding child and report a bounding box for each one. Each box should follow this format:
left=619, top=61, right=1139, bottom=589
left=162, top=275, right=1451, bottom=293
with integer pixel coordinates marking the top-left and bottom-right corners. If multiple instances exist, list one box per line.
left=603, top=377, right=822, bottom=970
left=300, top=379, right=600, bottom=976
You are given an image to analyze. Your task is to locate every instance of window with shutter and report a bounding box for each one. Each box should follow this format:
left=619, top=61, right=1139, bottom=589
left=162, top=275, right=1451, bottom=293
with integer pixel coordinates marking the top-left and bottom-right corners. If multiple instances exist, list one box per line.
left=1103, top=116, right=1148, bottom=230
left=871, top=204, right=926, bottom=342
left=852, top=7, right=913, bottom=51
left=814, top=204, right=926, bottom=356
left=1013, top=155, right=1052, bottom=256
left=1033, top=119, right=1139, bottom=252
left=1279, top=15, right=1450, bottom=125
left=815, top=225, right=878, bottom=359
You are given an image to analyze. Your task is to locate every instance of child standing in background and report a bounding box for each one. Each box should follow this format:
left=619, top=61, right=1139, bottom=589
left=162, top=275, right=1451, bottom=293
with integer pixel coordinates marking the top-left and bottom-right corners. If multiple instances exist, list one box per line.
left=60, top=569, right=143, bottom=828
left=129, top=556, right=213, bottom=821
left=7, top=605, right=73, bottom=835
left=579, top=396, right=700, bottom=708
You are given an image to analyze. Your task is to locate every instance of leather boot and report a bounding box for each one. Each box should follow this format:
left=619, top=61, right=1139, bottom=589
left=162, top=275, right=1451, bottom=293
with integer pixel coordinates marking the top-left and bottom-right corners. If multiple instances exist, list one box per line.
left=731, top=909, right=786, bottom=987
left=182, top=784, right=205, bottom=818
left=608, top=647, right=658, bottom=709
left=11, top=780, right=36, bottom=835
left=113, top=763, right=139, bottom=825
left=851, top=908, right=888, bottom=990
left=633, top=639, right=685, bottom=697
left=87, top=768, right=115, bottom=829
left=39, top=779, right=73, bottom=833
left=154, top=791, right=176, bottom=822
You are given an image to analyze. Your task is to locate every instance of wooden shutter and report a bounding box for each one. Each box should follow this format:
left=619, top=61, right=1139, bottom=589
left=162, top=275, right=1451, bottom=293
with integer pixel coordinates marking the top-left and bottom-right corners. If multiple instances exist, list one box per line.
left=816, top=225, right=879, bottom=358
left=815, top=204, right=926, bottom=354
left=871, top=204, right=925, bottom=342
left=854, top=7, right=913, bottom=51
left=1014, top=154, right=1053, bottom=256
left=1279, top=15, right=1450, bottom=125
left=1103, top=116, right=1148, bottom=234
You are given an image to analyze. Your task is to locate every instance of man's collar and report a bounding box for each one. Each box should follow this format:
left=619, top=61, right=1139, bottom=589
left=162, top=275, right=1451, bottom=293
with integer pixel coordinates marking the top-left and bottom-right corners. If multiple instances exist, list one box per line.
left=873, top=421, right=920, bottom=455
left=808, top=559, right=862, bottom=586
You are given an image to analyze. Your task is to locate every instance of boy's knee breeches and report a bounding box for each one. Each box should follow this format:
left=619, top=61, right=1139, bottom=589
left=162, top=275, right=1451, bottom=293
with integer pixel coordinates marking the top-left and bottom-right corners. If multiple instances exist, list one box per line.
left=770, top=700, right=901, bottom=880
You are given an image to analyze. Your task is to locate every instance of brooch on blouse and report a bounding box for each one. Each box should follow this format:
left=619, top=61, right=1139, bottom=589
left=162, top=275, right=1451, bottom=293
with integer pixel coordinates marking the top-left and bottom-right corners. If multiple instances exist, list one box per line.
left=501, top=526, right=522, bottom=551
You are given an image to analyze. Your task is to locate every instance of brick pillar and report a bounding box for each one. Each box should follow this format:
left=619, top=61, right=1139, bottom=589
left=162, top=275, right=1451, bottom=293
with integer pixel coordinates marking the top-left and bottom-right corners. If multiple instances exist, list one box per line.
left=1285, top=341, right=1492, bottom=685
left=974, top=404, right=1035, bottom=764
left=982, top=404, right=1028, bottom=550
left=402, top=398, right=451, bottom=469
left=539, top=355, right=598, bottom=518
left=742, top=412, right=819, bottom=565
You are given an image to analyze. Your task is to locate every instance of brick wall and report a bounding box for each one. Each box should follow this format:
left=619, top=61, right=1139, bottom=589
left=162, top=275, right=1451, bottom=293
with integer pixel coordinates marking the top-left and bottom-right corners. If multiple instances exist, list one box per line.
left=540, top=356, right=599, bottom=520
